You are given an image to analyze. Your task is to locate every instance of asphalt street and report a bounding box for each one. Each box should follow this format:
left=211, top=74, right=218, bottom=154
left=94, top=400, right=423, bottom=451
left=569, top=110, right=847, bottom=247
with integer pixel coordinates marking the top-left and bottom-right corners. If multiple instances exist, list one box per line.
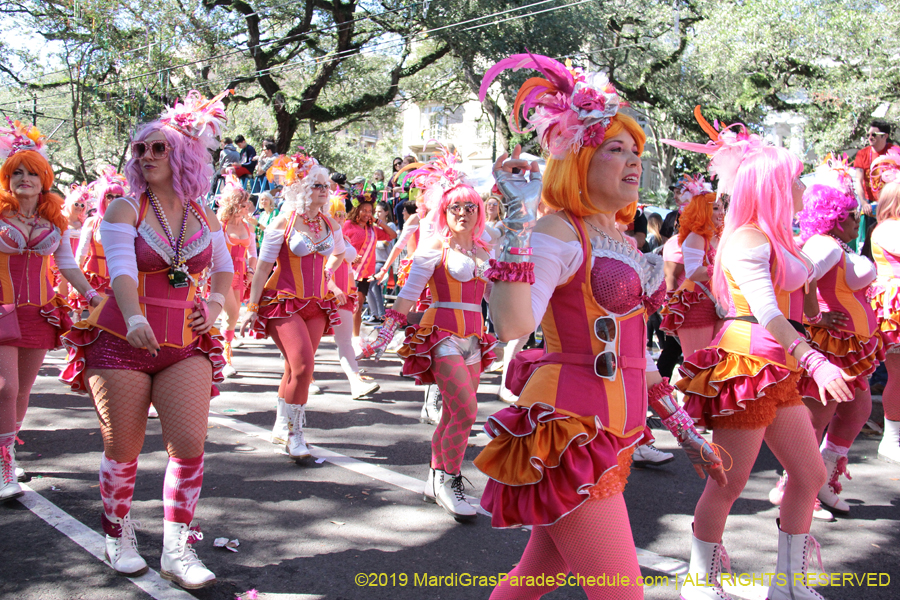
left=1, top=331, right=898, bottom=600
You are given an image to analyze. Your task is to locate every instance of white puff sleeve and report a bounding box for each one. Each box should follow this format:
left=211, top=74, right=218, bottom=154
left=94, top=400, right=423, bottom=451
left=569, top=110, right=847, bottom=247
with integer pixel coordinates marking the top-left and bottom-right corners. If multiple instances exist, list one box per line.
left=100, top=221, right=139, bottom=285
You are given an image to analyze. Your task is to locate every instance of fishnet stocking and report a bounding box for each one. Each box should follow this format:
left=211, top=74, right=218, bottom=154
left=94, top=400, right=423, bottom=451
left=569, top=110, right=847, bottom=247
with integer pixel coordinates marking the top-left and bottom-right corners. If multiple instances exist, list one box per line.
left=151, top=356, right=212, bottom=459
left=87, top=369, right=153, bottom=462
left=269, top=312, right=326, bottom=405
left=883, top=354, right=900, bottom=420
left=490, top=495, right=642, bottom=600
left=678, top=324, right=716, bottom=361
left=0, top=346, right=49, bottom=434
left=825, top=388, right=872, bottom=449
left=430, top=354, right=479, bottom=474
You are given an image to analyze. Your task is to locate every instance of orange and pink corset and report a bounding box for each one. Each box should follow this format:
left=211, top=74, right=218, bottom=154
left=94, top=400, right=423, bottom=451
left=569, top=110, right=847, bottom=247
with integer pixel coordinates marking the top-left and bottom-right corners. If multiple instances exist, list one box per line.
left=417, top=245, right=488, bottom=338
left=0, top=221, right=59, bottom=308
left=263, top=212, right=329, bottom=302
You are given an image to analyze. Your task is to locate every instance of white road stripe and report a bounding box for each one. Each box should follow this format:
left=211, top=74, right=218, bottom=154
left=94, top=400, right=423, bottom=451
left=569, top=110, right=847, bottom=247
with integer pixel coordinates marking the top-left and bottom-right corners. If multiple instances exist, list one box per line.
left=17, top=485, right=195, bottom=600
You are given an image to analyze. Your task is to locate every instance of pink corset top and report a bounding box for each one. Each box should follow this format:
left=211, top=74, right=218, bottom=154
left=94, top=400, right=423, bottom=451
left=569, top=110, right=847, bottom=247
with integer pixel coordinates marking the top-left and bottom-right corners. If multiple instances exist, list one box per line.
left=135, top=223, right=212, bottom=274
left=588, top=235, right=666, bottom=315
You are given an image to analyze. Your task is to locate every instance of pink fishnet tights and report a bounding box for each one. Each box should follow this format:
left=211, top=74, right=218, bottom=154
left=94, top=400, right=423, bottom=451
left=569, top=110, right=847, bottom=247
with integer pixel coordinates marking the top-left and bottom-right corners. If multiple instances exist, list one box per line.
left=678, top=324, right=716, bottom=361
left=804, top=387, right=872, bottom=449
left=490, top=495, right=642, bottom=600
left=882, top=354, right=900, bottom=421
left=86, top=355, right=213, bottom=461
left=0, top=346, right=48, bottom=435
left=694, top=404, right=826, bottom=541
left=269, top=311, right=326, bottom=405
left=430, top=353, right=480, bottom=474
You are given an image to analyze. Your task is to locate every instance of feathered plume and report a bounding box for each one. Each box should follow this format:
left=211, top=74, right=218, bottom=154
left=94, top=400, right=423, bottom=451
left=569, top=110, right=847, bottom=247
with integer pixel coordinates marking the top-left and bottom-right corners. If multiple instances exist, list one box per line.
left=806, top=153, right=855, bottom=195
left=673, top=173, right=713, bottom=207
left=0, top=118, right=52, bottom=160
left=266, top=151, right=318, bottom=187
left=870, top=149, right=900, bottom=195
left=159, top=89, right=233, bottom=151
left=405, top=143, right=469, bottom=212
left=479, top=53, right=622, bottom=158
left=661, top=106, right=766, bottom=196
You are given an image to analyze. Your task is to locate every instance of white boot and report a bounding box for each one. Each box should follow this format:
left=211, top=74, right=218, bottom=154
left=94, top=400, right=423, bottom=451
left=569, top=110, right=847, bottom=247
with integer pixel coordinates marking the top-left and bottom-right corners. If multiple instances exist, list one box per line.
left=350, top=374, right=380, bottom=399
left=771, top=471, right=833, bottom=520
left=680, top=534, right=732, bottom=600
left=420, top=384, right=443, bottom=425
left=435, top=472, right=477, bottom=522
left=160, top=521, right=216, bottom=589
left=103, top=512, right=148, bottom=576
left=632, top=444, right=675, bottom=467
left=286, top=403, right=311, bottom=461
left=423, top=467, right=444, bottom=504
left=271, top=398, right=289, bottom=445
left=878, top=418, right=900, bottom=464
left=817, top=449, right=850, bottom=515
left=767, top=520, right=825, bottom=600
left=1, top=445, right=23, bottom=502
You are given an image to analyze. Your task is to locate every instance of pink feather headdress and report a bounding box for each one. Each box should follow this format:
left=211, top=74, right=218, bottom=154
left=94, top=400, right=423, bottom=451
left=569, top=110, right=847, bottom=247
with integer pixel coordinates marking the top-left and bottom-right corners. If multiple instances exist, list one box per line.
left=807, top=153, right=855, bottom=195
left=870, top=149, right=900, bottom=195
left=266, top=151, right=318, bottom=187
left=661, top=106, right=766, bottom=196
left=159, top=89, right=233, bottom=151
left=0, top=118, right=51, bottom=161
left=673, top=174, right=713, bottom=207
left=479, top=53, right=623, bottom=159
left=64, top=182, right=93, bottom=212
left=406, top=143, right=469, bottom=211
left=88, top=166, right=129, bottom=216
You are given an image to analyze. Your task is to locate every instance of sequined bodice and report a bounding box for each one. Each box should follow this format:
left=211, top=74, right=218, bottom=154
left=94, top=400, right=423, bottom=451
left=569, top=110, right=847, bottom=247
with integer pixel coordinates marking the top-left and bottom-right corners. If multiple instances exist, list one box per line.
left=135, top=222, right=212, bottom=274
left=0, top=219, right=61, bottom=255
left=588, top=236, right=666, bottom=314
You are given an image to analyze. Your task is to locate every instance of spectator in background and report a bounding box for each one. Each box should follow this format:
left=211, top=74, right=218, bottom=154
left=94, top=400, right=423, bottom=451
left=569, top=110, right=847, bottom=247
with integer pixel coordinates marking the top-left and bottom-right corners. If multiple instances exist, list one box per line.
left=372, top=170, right=386, bottom=193
left=853, top=119, right=900, bottom=249
left=629, top=206, right=648, bottom=250
left=366, top=202, right=398, bottom=324
left=645, top=212, right=664, bottom=252
left=253, top=141, right=279, bottom=193
left=213, top=137, right=241, bottom=194
left=235, top=135, right=257, bottom=178
left=252, top=190, right=280, bottom=247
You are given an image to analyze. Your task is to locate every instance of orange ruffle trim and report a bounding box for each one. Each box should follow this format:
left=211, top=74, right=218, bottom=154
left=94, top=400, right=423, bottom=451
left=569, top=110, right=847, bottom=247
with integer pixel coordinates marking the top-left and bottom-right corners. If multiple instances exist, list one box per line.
left=711, top=371, right=803, bottom=429
left=588, top=445, right=634, bottom=500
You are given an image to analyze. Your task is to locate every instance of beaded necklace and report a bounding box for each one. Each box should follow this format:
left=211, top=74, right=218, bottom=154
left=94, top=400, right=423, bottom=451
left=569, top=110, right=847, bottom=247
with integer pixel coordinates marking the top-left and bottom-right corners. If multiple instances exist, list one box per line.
left=302, top=212, right=323, bottom=236
left=452, top=242, right=477, bottom=258
left=147, top=188, right=191, bottom=288
left=829, top=234, right=857, bottom=255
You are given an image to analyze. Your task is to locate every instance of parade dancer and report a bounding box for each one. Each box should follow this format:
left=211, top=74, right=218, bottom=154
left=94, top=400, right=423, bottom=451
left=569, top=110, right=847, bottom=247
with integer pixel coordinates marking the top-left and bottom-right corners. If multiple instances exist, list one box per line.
left=216, top=170, right=257, bottom=377
left=328, top=195, right=379, bottom=399
left=472, top=56, right=724, bottom=599
left=660, top=175, right=725, bottom=358
left=242, top=153, right=346, bottom=458
left=61, top=91, right=234, bottom=588
left=360, top=147, right=497, bottom=522
left=867, top=152, right=900, bottom=463
left=0, top=121, right=101, bottom=501
left=667, top=109, right=854, bottom=600
left=56, top=182, right=90, bottom=301
left=768, top=159, right=882, bottom=518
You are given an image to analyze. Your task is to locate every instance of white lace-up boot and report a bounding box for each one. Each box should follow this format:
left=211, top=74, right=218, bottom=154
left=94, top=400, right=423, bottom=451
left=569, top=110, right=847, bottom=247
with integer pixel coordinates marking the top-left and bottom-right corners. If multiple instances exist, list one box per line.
left=767, top=519, right=826, bottom=600
left=770, top=471, right=834, bottom=521
left=817, top=449, right=850, bottom=515
left=286, top=403, right=311, bottom=460
left=271, top=398, right=289, bottom=445
left=0, top=444, right=23, bottom=502
left=878, top=419, right=900, bottom=464
left=419, top=384, right=443, bottom=425
left=103, top=512, right=148, bottom=576
left=423, top=467, right=444, bottom=504
left=350, top=374, right=380, bottom=399
left=160, top=521, right=216, bottom=589
left=680, top=534, right=732, bottom=600
left=435, top=472, right=477, bottom=522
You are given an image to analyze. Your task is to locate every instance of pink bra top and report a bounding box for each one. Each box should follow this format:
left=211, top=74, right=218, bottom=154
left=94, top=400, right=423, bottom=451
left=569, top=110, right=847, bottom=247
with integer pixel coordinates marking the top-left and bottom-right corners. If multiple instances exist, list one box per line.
left=0, top=219, right=61, bottom=255
left=587, top=235, right=666, bottom=315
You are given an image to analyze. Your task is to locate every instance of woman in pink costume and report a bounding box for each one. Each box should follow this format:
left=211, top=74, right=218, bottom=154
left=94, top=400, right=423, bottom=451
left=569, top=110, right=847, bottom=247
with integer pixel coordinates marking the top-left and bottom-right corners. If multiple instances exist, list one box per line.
left=470, top=56, right=723, bottom=599
left=767, top=158, right=883, bottom=519
left=216, top=171, right=257, bottom=378
left=660, top=175, right=725, bottom=358
left=343, top=198, right=397, bottom=339
left=868, top=152, right=900, bottom=463
left=668, top=111, right=855, bottom=600
left=56, top=182, right=91, bottom=300
left=362, top=148, right=498, bottom=522
left=61, top=91, right=234, bottom=589
left=327, top=194, right=379, bottom=399
left=73, top=166, right=129, bottom=311
left=0, top=121, right=101, bottom=502
left=242, top=153, right=346, bottom=459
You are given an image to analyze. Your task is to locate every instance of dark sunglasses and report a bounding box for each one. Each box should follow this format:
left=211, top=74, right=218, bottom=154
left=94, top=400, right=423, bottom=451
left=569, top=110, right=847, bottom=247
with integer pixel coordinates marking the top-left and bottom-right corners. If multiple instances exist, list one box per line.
left=74, top=202, right=85, bottom=209
left=310, top=183, right=329, bottom=190
left=867, top=132, right=887, bottom=139
left=131, top=140, right=173, bottom=160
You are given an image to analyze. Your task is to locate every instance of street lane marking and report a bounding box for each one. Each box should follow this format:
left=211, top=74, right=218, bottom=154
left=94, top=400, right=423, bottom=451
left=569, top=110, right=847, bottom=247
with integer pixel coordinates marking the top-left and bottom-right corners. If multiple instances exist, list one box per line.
left=17, top=484, right=195, bottom=600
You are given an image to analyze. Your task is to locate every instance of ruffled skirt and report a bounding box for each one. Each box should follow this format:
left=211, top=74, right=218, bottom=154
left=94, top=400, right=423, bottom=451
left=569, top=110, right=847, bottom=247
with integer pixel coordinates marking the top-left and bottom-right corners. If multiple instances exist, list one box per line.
left=397, top=325, right=496, bottom=385
left=660, top=287, right=718, bottom=334
left=8, top=298, right=73, bottom=350
left=475, top=402, right=638, bottom=528
left=60, top=320, right=226, bottom=396
left=250, top=290, right=340, bottom=339
left=798, top=326, right=883, bottom=401
left=676, top=348, right=804, bottom=429
left=869, top=280, right=900, bottom=349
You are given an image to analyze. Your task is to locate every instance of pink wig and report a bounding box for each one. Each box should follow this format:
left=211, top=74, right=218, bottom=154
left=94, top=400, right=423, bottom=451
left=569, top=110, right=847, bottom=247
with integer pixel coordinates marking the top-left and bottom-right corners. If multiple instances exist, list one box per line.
left=90, top=165, right=128, bottom=217
left=63, top=182, right=92, bottom=216
left=797, top=184, right=857, bottom=243
left=434, top=184, right=489, bottom=249
left=123, top=121, right=214, bottom=204
left=712, top=146, right=804, bottom=305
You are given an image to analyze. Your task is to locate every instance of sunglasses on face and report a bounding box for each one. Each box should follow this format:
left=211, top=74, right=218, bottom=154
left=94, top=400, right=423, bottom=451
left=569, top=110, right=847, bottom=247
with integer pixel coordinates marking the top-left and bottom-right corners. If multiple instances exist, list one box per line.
left=131, top=140, right=173, bottom=160
left=848, top=210, right=861, bottom=221
left=868, top=132, right=887, bottom=139
left=310, top=183, right=329, bottom=190
left=447, top=202, right=478, bottom=216
left=74, top=202, right=85, bottom=209
left=593, top=316, right=618, bottom=380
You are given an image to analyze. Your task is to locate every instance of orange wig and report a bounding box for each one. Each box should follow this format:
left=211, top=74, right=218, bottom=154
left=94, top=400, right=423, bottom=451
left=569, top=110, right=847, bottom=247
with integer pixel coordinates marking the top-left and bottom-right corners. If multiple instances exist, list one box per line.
left=0, top=150, right=66, bottom=230
left=678, top=192, right=719, bottom=245
left=540, top=113, right=646, bottom=223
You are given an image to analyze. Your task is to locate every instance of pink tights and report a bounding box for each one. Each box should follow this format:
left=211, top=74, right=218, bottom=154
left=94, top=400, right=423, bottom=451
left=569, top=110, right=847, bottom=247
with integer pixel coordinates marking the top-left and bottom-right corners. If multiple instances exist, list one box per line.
left=804, top=386, right=872, bottom=451
left=269, top=311, right=326, bottom=406
left=694, top=404, right=826, bottom=540
left=883, top=354, right=900, bottom=421
left=430, top=353, right=480, bottom=475
left=0, top=346, right=48, bottom=438
left=490, top=495, right=642, bottom=600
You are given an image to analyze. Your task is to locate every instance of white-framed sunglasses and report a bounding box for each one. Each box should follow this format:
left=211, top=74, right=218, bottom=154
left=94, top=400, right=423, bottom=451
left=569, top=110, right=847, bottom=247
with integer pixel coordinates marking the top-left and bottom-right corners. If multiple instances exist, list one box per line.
left=593, top=316, right=618, bottom=380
